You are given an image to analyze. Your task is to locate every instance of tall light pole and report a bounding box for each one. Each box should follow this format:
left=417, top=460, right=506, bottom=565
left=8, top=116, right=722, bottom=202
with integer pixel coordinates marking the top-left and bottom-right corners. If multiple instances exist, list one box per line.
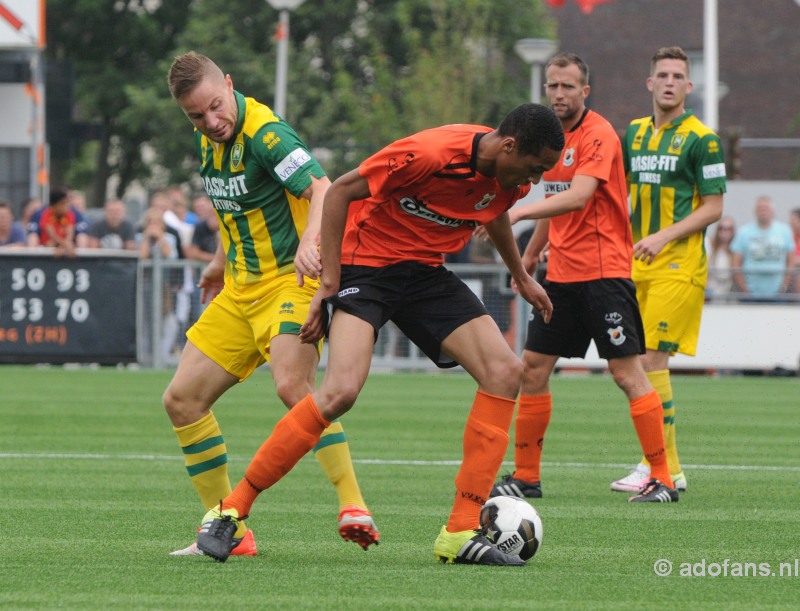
left=514, top=38, right=558, bottom=103
left=703, top=0, right=718, bottom=131
left=266, top=0, right=307, bottom=118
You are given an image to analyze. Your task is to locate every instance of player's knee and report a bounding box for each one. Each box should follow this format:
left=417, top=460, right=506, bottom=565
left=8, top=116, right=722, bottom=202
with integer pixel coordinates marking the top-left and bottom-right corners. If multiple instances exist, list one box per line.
left=480, top=353, right=523, bottom=397
left=610, top=366, right=647, bottom=399
left=521, top=353, right=550, bottom=392
left=313, top=383, right=360, bottom=420
left=162, top=384, right=204, bottom=427
left=273, top=378, right=310, bottom=409
left=162, top=385, right=178, bottom=414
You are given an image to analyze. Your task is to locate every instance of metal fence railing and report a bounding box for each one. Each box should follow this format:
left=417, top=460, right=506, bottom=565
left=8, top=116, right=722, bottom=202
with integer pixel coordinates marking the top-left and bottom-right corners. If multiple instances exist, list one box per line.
left=136, top=259, right=800, bottom=370
left=136, top=260, right=528, bottom=370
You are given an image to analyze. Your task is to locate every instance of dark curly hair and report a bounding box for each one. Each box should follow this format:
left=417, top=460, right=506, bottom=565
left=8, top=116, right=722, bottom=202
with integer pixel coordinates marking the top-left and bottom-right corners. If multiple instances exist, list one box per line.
left=498, top=103, right=565, bottom=157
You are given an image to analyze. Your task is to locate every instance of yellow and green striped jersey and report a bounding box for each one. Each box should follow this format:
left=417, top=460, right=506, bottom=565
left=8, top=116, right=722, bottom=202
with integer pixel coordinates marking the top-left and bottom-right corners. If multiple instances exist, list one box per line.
left=195, top=91, right=325, bottom=301
left=623, top=110, right=726, bottom=287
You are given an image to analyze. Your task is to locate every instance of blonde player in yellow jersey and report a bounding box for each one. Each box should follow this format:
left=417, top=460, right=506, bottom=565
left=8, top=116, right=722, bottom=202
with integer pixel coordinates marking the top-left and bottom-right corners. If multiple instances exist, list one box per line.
left=613, top=47, right=725, bottom=494
left=164, top=52, right=379, bottom=556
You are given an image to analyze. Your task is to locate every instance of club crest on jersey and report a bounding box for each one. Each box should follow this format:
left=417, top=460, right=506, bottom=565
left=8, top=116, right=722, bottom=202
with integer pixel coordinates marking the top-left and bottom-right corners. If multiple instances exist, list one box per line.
left=607, top=326, right=626, bottom=346
left=669, top=134, right=686, bottom=152
left=474, top=193, right=496, bottom=210
left=231, top=143, right=244, bottom=170
left=563, top=147, right=575, bottom=167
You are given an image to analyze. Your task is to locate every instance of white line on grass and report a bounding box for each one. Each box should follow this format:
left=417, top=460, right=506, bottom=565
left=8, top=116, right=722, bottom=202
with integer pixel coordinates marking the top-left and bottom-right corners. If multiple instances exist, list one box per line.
left=0, top=452, right=798, bottom=472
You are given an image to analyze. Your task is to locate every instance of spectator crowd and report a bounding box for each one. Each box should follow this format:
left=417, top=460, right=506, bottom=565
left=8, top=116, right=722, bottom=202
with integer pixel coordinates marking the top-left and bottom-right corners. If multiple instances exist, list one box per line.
left=1, top=187, right=798, bottom=303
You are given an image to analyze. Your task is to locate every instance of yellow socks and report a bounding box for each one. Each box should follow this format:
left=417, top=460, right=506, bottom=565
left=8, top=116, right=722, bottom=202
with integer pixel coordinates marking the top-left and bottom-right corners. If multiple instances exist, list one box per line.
left=313, top=419, right=367, bottom=510
left=174, top=412, right=247, bottom=538
left=174, top=412, right=232, bottom=510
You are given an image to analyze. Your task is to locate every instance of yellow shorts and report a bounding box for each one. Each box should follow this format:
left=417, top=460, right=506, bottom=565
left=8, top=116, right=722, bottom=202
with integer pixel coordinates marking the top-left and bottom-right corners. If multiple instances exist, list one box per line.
left=186, top=275, right=321, bottom=381
left=636, top=278, right=705, bottom=356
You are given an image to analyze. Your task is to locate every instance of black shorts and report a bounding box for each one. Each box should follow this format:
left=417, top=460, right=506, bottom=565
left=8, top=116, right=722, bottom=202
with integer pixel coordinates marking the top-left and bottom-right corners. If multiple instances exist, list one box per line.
left=525, top=278, right=645, bottom=360
left=325, top=262, right=490, bottom=368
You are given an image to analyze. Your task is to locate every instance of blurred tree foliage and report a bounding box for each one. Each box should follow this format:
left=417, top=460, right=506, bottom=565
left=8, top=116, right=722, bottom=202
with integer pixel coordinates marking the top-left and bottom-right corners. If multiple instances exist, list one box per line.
left=46, top=0, right=555, bottom=204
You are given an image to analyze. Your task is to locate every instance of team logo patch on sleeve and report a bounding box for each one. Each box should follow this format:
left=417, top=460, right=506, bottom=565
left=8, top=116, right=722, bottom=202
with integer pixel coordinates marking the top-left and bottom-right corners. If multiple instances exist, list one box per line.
left=275, top=148, right=311, bottom=181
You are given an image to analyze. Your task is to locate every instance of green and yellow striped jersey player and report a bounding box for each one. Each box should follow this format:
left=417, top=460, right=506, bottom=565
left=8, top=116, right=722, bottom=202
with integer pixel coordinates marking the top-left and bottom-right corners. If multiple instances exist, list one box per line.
left=624, top=109, right=727, bottom=288
left=163, top=52, right=378, bottom=558
left=612, top=46, right=725, bottom=497
left=196, top=90, right=323, bottom=302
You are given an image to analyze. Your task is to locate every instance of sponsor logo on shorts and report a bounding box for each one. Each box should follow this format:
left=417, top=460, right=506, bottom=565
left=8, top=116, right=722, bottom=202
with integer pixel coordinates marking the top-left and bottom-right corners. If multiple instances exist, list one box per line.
left=605, top=312, right=622, bottom=325
left=607, top=326, right=626, bottom=346
left=338, top=287, right=359, bottom=297
left=279, top=301, right=295, bottom=314
left=658, top=320, right=669, bottom=333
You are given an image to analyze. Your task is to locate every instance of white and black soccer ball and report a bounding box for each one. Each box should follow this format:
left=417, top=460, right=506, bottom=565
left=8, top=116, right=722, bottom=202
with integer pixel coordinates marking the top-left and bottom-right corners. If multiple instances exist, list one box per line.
left=479, top=496, right=543, bottom=561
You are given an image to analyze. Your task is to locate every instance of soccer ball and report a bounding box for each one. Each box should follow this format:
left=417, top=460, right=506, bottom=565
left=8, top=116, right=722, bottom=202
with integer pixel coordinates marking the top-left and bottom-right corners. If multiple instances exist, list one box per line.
left=479, top=496, right=543, bottom=561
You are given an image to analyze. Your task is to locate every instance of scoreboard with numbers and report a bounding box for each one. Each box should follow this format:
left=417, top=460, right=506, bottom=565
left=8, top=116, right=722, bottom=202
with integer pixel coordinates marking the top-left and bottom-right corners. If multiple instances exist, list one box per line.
left=0, top=250, right=138, bottom=364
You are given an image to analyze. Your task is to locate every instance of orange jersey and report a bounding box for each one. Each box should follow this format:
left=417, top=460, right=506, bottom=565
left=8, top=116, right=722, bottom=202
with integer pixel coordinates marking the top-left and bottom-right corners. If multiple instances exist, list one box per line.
left=342, top=125, right=531, bottom=266
left=37, top=207, right=78, bottom=246
left=543, top=109, right=632, bottom=282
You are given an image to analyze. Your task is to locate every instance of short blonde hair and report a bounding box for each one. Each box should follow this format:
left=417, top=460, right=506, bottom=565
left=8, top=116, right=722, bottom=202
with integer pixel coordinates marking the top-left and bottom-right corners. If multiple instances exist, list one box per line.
left=167, top=51, right=224, bottom=99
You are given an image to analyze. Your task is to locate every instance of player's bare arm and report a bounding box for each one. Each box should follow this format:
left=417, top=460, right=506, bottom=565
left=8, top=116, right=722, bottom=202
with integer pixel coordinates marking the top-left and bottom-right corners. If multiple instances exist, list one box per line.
left=512, top=174, right=599, bottom=222
left=633, top=193, right=723, bottom=264
left=295, top=174, right=331, bottom=286
left=520, top=218, right=550, bottom=273
left=299, top=169, right=371, bottom=344
left=197, top=241, right=226, bottom=304
left=485, top=213, right=553, bottom=323
left=474, top=174, right=598, bottom=241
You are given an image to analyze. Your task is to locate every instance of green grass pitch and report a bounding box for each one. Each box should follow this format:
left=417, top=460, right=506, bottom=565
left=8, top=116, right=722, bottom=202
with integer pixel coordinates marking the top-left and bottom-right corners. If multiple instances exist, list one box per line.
left=0, top=366, right=798, bottom=609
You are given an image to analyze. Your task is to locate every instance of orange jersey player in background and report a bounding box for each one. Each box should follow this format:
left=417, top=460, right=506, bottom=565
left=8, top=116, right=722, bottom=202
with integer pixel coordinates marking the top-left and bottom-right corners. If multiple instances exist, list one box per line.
left=487, top=52, right=678, bottom=504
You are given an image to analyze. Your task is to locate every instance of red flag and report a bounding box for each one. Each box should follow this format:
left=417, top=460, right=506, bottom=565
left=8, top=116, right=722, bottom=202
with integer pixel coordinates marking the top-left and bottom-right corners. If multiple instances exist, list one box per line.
left=0, top=1, right=24, bottom=30
left=546, top=0, right=618, bottom=14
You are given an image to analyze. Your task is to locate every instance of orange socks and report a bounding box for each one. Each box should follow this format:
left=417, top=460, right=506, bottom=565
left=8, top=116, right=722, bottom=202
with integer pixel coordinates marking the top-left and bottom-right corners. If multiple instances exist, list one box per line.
left=513, top=393, right=552, bottom=484
left=447, top=390, right=516, bottom=532
left=224, top=394, right=330, bottom=518
left=629, top=389, right=673, bottom=488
